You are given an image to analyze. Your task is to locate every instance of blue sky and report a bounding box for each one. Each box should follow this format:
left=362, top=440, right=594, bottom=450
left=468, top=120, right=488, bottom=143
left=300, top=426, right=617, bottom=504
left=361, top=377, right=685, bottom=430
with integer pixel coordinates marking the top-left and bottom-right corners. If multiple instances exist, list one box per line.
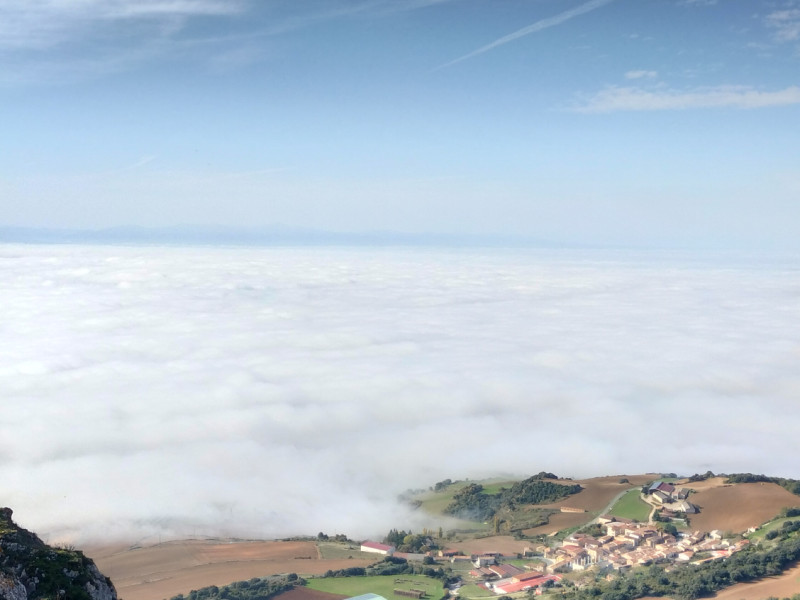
left=2, top=0, right=799, bottom=249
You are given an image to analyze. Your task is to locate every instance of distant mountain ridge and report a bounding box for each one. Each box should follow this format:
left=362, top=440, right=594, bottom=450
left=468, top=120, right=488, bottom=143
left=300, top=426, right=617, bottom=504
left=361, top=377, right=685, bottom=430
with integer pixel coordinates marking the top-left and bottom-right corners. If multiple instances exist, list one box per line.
left=0, top=225, right=559, bottom=248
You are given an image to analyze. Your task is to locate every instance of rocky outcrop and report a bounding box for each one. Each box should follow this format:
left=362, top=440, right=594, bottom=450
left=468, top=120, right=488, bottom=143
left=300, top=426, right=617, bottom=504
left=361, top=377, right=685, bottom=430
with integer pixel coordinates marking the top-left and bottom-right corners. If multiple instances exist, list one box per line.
left=0, top=508, right=117, bottom=600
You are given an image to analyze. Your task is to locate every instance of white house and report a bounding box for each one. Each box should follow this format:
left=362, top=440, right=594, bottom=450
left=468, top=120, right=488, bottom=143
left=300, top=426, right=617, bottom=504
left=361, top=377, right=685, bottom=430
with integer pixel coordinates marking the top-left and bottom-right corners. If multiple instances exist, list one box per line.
left=360, top=541, right=395, bottom=555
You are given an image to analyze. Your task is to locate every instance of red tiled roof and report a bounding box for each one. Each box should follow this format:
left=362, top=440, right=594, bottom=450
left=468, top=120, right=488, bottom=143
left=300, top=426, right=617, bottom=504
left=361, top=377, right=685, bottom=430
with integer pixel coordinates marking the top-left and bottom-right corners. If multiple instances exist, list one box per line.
left=361, top=541, right=394, bottom=552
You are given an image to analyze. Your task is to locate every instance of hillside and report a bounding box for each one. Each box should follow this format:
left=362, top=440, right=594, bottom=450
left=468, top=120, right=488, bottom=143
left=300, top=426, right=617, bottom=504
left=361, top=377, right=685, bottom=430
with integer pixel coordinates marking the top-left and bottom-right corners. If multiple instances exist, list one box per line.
left=0, top=507, right=116, bottom=600
left=687, top=481, right=800, bottom=533
left=85, top=540, right=376, bottom=600
left=72, top=471, right=800, bottom=600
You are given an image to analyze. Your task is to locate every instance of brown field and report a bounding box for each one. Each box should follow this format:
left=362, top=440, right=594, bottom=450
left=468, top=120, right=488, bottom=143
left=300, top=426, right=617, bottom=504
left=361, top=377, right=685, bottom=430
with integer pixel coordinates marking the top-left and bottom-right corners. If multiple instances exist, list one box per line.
left=711, top=562, right=800, bottom=599
left=520, top=474, right=657, bottom=535
left=445, top=535, right=532, bottom=556
left=539, top=474, right=657, bottom=513
left=687, top=482, right=800, bottom=533
left=84, top=540, right=374, bottom=600
left=640, top=562, right=800, bottom=600
left=676, top=477, right=728, bottom=492
left=522, top=511, right=589, bottom=536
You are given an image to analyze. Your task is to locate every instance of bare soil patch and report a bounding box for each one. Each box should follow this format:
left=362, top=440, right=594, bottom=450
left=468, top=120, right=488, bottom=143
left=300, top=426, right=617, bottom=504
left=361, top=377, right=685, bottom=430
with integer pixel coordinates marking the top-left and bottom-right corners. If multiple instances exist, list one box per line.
left=445, top=535, right=530, bottom=556
left=83, top=540, right=373, bottom=600
left=523, top=511, right=588, bottom=536
left=537, top=474, right=656, bottom=513
left=676, top=477, right=728, bottom=492
left=518, top=475, right=657, bottom=535
left=688, top=483, right=800, bottom=533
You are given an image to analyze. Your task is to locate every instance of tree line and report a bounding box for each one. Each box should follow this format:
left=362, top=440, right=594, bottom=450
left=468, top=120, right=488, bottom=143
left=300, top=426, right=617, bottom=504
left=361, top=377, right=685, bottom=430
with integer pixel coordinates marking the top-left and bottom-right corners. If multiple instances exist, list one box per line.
left=683, top=472, right=800, bottom=497
left=170, top=574, right=298, bottom=600
left=443, top=476, right=581, bottom=521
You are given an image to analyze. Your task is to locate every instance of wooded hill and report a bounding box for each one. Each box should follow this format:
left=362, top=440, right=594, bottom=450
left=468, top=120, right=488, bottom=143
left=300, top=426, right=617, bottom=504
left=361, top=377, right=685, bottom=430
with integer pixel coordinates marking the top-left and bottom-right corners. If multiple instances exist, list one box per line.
left=443, top=475, right=581, bottom=521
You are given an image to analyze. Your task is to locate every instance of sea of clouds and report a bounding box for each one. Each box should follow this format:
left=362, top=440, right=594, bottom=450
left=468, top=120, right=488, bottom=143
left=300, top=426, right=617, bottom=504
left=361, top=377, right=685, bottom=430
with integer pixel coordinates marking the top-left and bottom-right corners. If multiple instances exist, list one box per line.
left=1, top=244, right=799, bottom=544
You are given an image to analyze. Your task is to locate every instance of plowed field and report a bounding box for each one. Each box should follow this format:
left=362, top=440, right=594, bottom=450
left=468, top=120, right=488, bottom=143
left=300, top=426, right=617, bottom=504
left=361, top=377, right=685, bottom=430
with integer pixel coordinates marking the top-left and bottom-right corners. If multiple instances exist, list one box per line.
left=84, top=540, right=374, bottom=600
left=445, top=535, right=531, bottom=556
left=688, top=483, right=800, bottom=533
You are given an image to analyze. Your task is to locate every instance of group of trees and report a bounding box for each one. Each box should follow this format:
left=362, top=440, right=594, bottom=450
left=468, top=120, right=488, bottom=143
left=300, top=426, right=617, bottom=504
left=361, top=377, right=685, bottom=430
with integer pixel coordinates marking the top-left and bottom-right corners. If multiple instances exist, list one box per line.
left=444, top=484, right=500, bottom=521
left=682, top=472, right=800, bottom=498
left=503, top=477, right=582, bottom=507
left=765, top=519, right=800, bottom=541
left=323, top=556, right=456, bottom=586
left=383, top=529, right=437, bottom=553
left=316, top=532, right=350, bottom=543
left=725, top=473, right=800, bottom=496
left=686, top=471, right=716, bottom=482
left=171, top=575, right=298, bottom=600
left=432, top=479, right=453, bottom=492
left=443, top=476, right=581, bottom=521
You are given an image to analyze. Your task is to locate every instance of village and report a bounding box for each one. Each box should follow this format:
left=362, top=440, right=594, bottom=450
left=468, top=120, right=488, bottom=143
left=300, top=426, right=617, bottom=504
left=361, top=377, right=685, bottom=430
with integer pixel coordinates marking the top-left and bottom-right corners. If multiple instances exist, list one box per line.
left=533, top=481, right=750, bottom=575
left=360, top=481, right=751, bottom=597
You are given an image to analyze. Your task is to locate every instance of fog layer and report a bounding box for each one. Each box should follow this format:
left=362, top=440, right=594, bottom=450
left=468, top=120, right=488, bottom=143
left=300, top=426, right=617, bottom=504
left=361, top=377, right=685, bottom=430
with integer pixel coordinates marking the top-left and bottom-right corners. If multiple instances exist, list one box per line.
left=1, top=245, right=798, bottom=543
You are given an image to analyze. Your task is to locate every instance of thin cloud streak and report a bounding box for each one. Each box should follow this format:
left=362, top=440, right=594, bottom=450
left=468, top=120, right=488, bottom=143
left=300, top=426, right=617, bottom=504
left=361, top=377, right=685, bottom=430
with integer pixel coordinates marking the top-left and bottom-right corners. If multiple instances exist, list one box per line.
left=624, top=70, right=657, bottom=80
left=0, top=0, right=244, bottom=49
left=436, top=0, right=616, bottom=70
left=574, top=84, right=800, bottom=112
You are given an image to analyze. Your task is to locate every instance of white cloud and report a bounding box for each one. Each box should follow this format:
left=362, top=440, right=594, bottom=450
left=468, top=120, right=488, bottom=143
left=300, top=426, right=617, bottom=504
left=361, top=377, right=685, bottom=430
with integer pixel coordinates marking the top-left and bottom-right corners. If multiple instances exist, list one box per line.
left=765, top=8, right=800, bottom=42
left=574, top=84, right=800, bottom=112
left=624, top=70, right=658, bottom=80
left=1, top=244, right=799, bottom=544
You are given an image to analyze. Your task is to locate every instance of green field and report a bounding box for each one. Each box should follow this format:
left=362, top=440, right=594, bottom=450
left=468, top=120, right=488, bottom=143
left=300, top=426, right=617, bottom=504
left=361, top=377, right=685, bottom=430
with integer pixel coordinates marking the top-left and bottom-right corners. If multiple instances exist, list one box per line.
left=455, top=584, right=494, bottom=599
left=317, top=542, right=378, bottom=560
left=481, top=481, right=516, bottom=495
left=307, top=575, right=444, bottom=600
left=748, top=518, right=797, bottom=541
left=607, top=490, right=651, bottom=522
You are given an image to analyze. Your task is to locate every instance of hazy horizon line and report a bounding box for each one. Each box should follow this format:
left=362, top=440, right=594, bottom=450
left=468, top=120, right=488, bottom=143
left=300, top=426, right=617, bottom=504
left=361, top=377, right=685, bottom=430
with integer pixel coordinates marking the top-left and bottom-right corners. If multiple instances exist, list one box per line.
left=0, top=225, right=790, bottom=256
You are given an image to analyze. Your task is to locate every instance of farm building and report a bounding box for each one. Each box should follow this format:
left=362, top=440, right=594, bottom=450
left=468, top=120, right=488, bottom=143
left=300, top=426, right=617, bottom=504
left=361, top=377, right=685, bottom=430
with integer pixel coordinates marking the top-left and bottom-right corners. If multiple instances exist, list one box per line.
left=360, top=541, right=395, bottom=555
left=393, top=552, right=427, bottom=562
left=488, top=563, right=523, bottom=578
left=652, top=490, right=671, bottom=504
left=649, top=481, right=676, bottom=497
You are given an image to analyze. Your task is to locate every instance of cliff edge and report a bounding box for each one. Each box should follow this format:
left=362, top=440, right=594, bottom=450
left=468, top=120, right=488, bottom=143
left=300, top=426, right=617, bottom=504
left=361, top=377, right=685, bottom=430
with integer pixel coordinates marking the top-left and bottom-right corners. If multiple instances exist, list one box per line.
left=0, top=508, right=116, bottom=600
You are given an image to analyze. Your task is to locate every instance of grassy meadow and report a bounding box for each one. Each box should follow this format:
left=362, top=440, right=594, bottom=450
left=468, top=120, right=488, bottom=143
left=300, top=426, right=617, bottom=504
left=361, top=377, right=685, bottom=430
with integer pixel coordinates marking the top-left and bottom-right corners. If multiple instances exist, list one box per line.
left=607, top=489, right=651, bottom=522
left=307, top=575, right=444, bottom=600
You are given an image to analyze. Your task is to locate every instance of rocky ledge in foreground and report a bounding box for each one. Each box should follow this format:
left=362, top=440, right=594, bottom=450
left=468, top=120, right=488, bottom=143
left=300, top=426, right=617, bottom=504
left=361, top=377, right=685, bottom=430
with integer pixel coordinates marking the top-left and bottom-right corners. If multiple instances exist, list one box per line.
left=0, top=508, right=116, bottom=600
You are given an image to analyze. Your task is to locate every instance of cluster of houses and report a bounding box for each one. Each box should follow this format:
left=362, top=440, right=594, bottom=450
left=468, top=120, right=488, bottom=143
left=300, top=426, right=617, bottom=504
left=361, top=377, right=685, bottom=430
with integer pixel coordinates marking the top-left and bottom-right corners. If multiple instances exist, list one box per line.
left=541, top=515, right=749, bottom=573
left=464, top=557, right=561, bottom=595
left=359, top=482, right=742, bottom=594
left=644, top=481, right=698, bottom=515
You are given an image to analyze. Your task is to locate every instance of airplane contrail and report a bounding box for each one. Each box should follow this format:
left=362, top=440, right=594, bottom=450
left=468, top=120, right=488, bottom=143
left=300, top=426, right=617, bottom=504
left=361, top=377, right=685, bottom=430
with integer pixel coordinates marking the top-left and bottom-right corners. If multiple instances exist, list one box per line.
left=436, top=0, right=616, bottom=70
